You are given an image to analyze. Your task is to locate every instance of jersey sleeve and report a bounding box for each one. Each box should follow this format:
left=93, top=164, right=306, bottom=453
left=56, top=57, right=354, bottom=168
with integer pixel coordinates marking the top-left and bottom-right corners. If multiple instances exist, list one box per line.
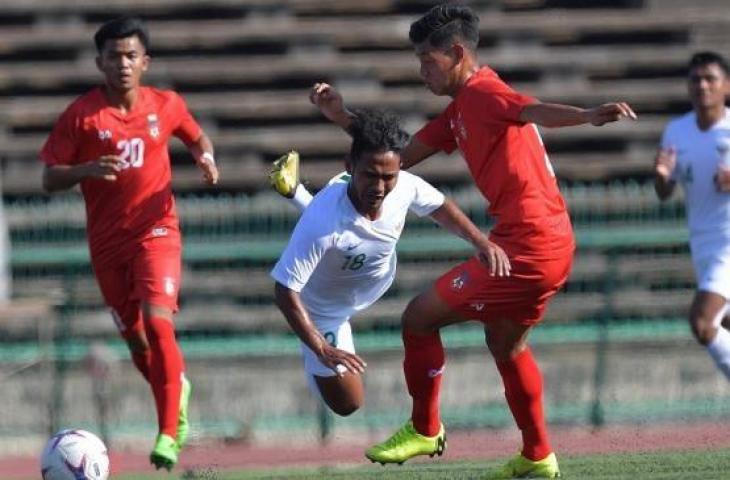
left=415, top=106, right=458, bottom=154
left=270, top=212, right=332, bottom=292
left=469, top=81, right=536, bottom=126
left=404, top=172, right=446, bottom=217
left=170, top=92, right=203, bottom=146
left=39, top=108, right=80, bottom=166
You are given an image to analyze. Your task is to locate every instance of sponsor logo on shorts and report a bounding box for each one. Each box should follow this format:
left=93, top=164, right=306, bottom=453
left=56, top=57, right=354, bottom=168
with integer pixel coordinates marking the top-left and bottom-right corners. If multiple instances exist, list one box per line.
left=152, top=227, right=168, bottom=237
left=163, top=276, right=176, bottom=296
left=451, top=272, right=468, bottom=291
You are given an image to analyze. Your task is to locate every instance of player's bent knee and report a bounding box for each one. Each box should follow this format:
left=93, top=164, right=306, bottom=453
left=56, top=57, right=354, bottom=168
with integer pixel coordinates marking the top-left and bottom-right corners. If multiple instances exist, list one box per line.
left=690, top=320, right=717, bottom=346
left=123, top=328, right=150, bottom=354
left=316, top=374, right=364, bottom=416
left=328, top=399, right=362, bottom=417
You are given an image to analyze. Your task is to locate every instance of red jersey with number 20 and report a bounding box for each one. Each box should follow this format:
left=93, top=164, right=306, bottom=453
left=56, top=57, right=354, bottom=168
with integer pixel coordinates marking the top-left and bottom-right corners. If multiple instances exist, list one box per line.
left=40, top=86, right=202, bottom=268
left=416, top=66, right=574, bottom=260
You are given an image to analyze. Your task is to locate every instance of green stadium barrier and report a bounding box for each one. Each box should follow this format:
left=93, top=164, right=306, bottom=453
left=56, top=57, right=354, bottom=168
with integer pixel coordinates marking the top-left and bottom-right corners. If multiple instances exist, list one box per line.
left=9, top=223, right=690, bottom=269
left=0, top=318, right=690, bottom=364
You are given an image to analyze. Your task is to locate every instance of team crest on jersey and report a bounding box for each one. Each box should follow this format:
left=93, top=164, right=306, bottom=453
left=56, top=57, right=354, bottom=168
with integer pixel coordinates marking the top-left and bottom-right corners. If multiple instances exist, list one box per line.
left=147, top=113, right=160, bottom=138
left=450, top=271, right=469, bottom=291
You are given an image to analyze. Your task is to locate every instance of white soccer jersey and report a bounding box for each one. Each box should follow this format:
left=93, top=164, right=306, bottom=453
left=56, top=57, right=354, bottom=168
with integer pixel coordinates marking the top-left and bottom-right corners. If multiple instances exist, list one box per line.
left=271, top=170, right=445, bottom=320
left=662, top=108, right=730, bottom=252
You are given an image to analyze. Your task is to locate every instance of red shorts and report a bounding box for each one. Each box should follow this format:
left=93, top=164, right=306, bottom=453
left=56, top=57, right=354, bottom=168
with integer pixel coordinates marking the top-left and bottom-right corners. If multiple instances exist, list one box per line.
left=434, top=253, right=573, bottom=325
left=93, top=231, right=181, bottom=337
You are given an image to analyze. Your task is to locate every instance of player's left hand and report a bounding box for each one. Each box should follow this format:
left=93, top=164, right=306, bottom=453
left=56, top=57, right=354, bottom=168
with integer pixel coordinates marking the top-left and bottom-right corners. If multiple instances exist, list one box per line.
left=317, top=344, right=367, bottom=376
left=197, top=153, right=219, bottom=185
left=474, top=238, right=511, bottom=277
left=715, top=166, right=730, bottom=192
left=587, top=102, right=637, bottom=126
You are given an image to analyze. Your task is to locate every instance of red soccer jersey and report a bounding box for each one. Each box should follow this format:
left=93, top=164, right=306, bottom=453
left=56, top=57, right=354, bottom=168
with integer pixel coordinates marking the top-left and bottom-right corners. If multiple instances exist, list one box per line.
left=416, top=67, right=575, bottom=259
left=40, top=86, right=202, bottom=268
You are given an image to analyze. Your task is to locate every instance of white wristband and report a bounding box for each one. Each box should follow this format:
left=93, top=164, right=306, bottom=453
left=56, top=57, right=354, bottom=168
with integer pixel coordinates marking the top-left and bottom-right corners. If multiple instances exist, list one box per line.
left=201, top=152, right=215, bottom=165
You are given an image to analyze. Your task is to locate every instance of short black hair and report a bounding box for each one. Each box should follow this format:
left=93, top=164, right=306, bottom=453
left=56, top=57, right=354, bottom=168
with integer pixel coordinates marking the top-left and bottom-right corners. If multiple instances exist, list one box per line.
left=688, top=51, right=729, bottom=76
left=94, top=16, right=149, bottom=53
left=409, top=3, right=479, bottom=51
left=349, top=109, right=410, bottom=163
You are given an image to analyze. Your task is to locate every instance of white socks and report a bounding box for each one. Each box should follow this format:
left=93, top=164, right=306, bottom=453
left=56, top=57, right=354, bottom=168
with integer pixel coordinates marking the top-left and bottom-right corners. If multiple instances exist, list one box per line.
left=289, top=184, right=313, bottom=212
left=707, top=326, right=730, bottom=380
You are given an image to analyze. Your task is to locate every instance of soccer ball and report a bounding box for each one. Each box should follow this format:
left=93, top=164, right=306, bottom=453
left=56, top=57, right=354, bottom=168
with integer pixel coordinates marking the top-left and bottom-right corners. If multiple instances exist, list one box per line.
left=40, top=429, right=110, bottom=480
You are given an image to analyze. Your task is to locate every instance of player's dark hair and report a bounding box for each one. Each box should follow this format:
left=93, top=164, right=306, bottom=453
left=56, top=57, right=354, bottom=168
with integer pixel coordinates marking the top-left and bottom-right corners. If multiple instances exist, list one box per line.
left=409, top=3, right=479, bottom=51
left=689, top=51, right=729, bottom=76
left=94, top=17, right=149, bottom=53
left=349, top=109, right=410, bottom=163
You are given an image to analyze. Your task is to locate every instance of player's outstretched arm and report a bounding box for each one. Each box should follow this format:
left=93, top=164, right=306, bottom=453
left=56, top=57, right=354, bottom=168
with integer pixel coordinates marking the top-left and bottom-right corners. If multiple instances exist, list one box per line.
left=519, top=101, right=637, bottom=128
left=274, top=282, right=366, bottom=376
left=399, top=137, right=440, bottom=170
left=41, top=155, right=125, bottom=192
left=188, top=132, right=218, bottom=185
left=654, top=147, right=677, bottom=200
left=309, top=82, right=356, bottom=132
left=309, top=83, right=438, bottom=169
left=429, top=198, right=511, bottom=277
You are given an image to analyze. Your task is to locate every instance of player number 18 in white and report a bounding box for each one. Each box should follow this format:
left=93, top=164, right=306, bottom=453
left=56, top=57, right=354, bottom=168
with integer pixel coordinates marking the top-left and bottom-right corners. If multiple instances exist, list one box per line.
left=116, top=138, right=145, bottom=169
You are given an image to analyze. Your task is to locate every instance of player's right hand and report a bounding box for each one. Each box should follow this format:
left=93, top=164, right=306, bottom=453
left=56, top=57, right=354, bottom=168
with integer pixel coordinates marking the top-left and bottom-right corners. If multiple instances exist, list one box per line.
left=85, top=155, right=126, bottom=181
left=309, top=82, right=347, bottom=123
left=654, top=147, right=676, bottom=180
left=475, top=238, right=511, bottom=277
left=317, top=343, right=367, bottom=377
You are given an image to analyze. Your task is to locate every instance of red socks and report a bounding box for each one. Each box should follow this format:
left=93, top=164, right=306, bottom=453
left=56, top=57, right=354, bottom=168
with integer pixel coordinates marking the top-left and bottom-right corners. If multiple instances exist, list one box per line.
left=496, top=347, right=551, bottom=461
left=145, top=315, right=184, bottom=438
left=403, top=328, right=445, bottom=437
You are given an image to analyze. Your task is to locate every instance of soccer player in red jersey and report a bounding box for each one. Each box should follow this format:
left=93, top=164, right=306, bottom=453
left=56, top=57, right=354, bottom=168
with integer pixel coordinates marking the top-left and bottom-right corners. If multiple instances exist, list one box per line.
left=310, top=4, right=636, bottom=478
left=39, top=17, right=218, bottom=471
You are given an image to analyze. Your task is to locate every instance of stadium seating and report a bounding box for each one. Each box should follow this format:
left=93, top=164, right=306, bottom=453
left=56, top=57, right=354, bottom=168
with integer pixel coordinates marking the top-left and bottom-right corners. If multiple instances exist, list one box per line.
left=0, top=0, right=728, bottom=195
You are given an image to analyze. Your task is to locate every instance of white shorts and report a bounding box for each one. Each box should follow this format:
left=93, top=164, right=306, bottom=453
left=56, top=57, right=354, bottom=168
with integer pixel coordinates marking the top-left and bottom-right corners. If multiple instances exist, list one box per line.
left=300, top=315, right=355, bottom=378
left=693, top=250, right=730, bottom=300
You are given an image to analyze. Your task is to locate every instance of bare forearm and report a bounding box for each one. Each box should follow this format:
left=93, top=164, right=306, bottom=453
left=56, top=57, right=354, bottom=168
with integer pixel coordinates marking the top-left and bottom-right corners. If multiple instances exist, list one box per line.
left=520, top=102, right=589, bottom=128
left=429, top=198, right=485, bottom=246
left=274, top=283, right=325, bottom=354
left=654, top=175, right=675, bottom=201
left=400, top=137, right=439, bottom=169
left=42, top=164, right=89, bottom=192
left=188, top=132, right=214, bottom=161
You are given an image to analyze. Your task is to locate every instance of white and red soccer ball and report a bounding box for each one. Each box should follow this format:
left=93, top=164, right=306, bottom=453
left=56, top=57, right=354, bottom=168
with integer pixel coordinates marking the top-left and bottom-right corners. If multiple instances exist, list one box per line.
left=40, top=429, right=109, bottom=480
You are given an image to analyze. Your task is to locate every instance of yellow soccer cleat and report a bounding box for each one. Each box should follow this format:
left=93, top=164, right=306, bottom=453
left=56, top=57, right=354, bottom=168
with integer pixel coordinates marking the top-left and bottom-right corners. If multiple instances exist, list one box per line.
left=489, top=452, right=561, bottom=479
left=175, top=375, right=192, bottom=453
left=365, top=420, right=446, bottom=465
left=149, top=433, right=178, bottom=471
left=269, top=150, right=300, bottom=198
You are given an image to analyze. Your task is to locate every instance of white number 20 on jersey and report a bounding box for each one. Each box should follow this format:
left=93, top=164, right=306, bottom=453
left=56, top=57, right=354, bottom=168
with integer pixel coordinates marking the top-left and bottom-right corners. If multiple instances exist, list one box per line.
left=117, top=138, right=145, bottom=169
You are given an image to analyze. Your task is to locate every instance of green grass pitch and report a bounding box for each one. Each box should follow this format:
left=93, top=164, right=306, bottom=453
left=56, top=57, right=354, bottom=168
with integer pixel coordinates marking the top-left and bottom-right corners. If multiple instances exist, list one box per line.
left=112, top=448, right=730, bottom=480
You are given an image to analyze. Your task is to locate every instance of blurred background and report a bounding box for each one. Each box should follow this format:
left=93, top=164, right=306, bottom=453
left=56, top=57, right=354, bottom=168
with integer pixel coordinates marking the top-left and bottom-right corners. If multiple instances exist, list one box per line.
left=1, top=0, right=730, bottom=458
